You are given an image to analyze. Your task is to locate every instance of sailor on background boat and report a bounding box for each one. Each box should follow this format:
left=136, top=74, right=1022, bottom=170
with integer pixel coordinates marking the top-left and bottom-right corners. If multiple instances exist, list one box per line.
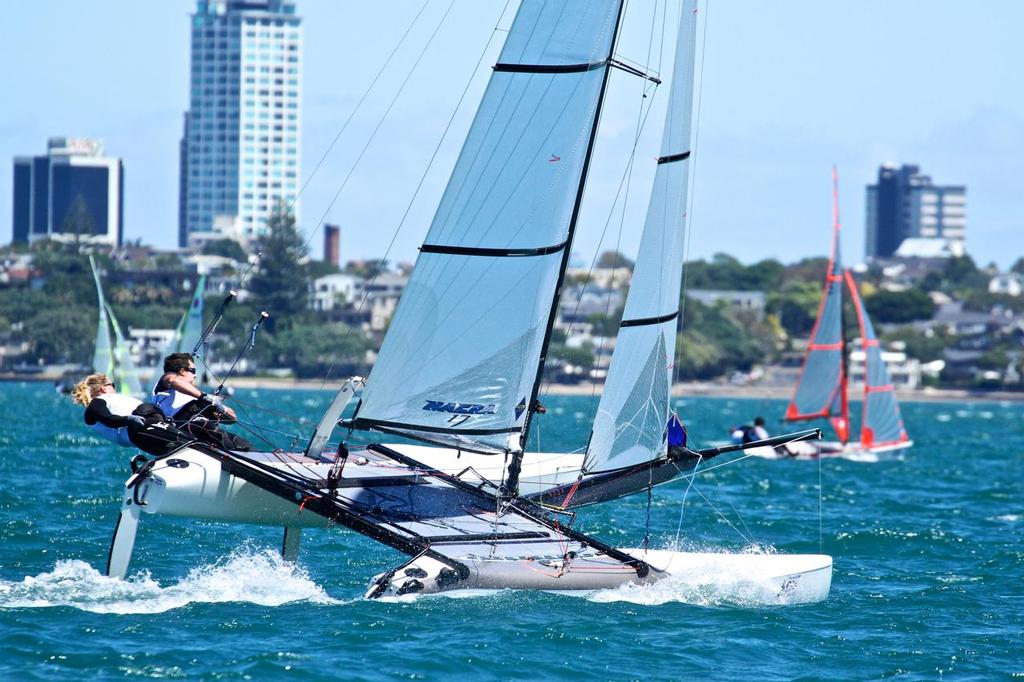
left=152, top=352, right=251, bottom=451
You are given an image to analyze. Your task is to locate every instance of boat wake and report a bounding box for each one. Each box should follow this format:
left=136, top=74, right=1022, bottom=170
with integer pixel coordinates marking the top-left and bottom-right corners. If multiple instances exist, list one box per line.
left=586, top=568, right=802, bottom=608
left=0, top=547, right=342, bottom=614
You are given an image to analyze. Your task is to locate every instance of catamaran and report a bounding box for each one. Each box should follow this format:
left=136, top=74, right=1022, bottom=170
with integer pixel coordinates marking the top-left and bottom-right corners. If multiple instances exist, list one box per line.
left=102, top=0, right=831, bottom=602
left=769, top=169, right=913, bottom=460
left=89, top=255, right=143, bottom=396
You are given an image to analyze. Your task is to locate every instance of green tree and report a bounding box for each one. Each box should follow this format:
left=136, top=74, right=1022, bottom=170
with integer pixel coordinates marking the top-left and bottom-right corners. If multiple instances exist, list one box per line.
left=881, top=326, right=949, bottom=362
left=60, top=194, right=96, bottom=242
left=596, top=250, right=633, bottom=270
left=22, top=308, right=93, bottom=364
left=267, top=322, right=371, bottom=378
left=343, top=259, right=389, bottom=279
left=248, top=204, right=311, bottom=330
left=202, top=238, right=249, bottom=262
left=864, top=289, right=936, bottom=324
left=766, top=280, right=821, bottom=337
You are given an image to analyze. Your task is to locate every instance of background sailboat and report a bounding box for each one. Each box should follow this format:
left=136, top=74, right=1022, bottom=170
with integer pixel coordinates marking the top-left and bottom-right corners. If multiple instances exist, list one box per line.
left=162, top=275, right=206, bottom=360
left=780, top=169, right=912, bottom=459
left=88, top=255, right=143, bottom=396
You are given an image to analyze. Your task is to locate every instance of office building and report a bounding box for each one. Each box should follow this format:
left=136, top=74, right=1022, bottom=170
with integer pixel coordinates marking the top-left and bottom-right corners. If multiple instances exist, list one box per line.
left=180, top=0, right=302, bottom=247
left=865, top=164, right=966, bottom=259
left=12, top=137, right=123, bottom=246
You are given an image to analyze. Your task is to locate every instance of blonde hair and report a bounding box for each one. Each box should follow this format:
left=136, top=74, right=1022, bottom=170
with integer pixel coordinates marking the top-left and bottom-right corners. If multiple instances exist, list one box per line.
left=72, top=373, right=111, bottom=406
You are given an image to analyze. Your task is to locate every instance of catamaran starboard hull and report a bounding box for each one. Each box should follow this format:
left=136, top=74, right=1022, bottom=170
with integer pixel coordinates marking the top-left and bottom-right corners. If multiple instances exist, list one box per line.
left=368, top=549, right=833, bottom=604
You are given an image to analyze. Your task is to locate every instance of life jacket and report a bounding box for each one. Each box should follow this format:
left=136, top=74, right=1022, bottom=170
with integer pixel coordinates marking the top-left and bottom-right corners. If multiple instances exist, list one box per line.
left=151, top=377, right=195, bottom=418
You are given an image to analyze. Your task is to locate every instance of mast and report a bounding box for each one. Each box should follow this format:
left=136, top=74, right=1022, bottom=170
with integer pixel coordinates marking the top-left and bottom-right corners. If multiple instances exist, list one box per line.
left=832, top=166, right=850, bottom=444
left=508, top=0, right=628, bottom=494
left=582, top=0, right=700, bottom=475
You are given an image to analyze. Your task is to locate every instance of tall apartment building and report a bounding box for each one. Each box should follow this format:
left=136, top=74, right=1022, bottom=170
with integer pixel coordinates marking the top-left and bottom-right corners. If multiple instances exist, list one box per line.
left=180, top=0, right=302, bottom=247
left=865, top=164, right=966, bottom=259
left=12, top=137, right=123, bottom=246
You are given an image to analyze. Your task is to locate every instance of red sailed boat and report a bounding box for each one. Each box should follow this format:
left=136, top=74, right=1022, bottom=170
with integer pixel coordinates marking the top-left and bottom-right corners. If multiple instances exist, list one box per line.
left=780, top=168, right=913, bottom=460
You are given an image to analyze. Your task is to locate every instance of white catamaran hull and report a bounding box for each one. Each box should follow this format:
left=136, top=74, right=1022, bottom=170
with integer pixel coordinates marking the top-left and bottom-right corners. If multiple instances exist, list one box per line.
left=128, top=444, right=691, bottom=526
left=368, top=549, right=832, bottom=604
left=746, top=439, right=914, bottom=462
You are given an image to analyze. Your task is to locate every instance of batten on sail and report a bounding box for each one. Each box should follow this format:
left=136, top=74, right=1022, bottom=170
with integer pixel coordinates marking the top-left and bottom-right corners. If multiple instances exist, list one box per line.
left=353, top=1, right=624, bottom=453
left=585, top=0, right=698, bottom=474
left=844, top=270, right=909, bottom=449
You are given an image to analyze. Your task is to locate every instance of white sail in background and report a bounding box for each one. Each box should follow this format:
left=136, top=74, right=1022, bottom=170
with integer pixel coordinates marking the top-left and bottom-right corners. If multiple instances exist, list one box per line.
left=354, top=0, right=623, bottom=452
left=89, top=254, right=143, bottom=396
left=89, top=255, right=114, bottom=378
left=585, top=0, right=699, bottom=473
left=163, top=275, right=207, bottom=358
left=107, top=303, right=143, bottom=397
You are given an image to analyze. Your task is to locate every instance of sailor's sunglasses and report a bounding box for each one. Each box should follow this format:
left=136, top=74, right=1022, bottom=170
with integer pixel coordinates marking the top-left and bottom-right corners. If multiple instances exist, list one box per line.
left=182, top=367, right=196, bottom=374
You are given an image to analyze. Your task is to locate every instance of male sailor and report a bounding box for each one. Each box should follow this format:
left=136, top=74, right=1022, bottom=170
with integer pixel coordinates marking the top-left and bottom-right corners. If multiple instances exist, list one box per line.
left=152, top=352, right=252, bottom=451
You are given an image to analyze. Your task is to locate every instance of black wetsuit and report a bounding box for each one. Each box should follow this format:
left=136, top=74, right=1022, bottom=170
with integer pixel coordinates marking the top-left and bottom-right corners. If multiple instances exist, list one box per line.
left=152, top=379, right=252, bottom=452
left=84, top=397, right=185, bottom=456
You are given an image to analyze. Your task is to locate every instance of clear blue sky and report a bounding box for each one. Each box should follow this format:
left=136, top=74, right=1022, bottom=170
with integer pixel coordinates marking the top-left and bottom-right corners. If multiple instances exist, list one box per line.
left=1, top=1, right=1021, bottom=268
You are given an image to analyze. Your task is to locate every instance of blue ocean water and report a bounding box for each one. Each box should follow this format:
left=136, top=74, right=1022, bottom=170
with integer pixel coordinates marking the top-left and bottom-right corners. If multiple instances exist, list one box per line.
left=1, top=382, right=1021, bottom=680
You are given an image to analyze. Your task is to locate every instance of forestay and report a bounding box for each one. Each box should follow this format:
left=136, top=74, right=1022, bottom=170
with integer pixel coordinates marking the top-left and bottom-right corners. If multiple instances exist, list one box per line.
left=354, top=1, right=623, bottom=453
left=585, top=0, right=699, bottom=473
left=845, top=270, right=910, bottom=449
left=785, top=171, right=847, bottom=438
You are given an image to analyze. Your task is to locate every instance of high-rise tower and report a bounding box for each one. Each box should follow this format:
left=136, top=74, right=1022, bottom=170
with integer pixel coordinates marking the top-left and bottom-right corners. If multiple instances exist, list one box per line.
left=12, top=137, right=123, bottom=246
left=865, top=164, right=966, bottom=259
left=180, top=0, right=302, bottom=247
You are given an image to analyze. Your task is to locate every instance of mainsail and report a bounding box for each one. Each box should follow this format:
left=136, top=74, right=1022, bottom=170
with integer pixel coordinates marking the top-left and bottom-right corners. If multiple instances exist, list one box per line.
left=354, top=1, right=624, bottom=453
left=784, top=167, right=849, bottom=443
left=163, top=275, right=207, bottom=357
left=845, top=270, right=910, bottom=449
left=585, top=0, right=698, bottom=473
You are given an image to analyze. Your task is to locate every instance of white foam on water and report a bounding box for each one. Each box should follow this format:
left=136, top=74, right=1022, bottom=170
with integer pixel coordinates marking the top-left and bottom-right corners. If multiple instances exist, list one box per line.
left=581, top=542, right=816, bottom=608
left=0, top=547, right=344, bottom=614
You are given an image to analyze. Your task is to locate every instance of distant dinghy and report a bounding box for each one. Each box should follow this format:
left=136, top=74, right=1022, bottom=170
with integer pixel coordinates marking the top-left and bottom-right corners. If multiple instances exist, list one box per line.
left=773, top=169, right=913, bottom=461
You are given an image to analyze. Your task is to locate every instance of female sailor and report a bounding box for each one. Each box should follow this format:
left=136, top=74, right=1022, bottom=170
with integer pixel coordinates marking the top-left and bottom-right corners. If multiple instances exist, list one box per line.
left=72, top=374, right=150, bottom=448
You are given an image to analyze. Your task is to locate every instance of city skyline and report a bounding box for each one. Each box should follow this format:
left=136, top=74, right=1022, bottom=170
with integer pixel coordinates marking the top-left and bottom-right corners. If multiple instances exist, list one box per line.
left=1, top=1, right=1022, bottom=267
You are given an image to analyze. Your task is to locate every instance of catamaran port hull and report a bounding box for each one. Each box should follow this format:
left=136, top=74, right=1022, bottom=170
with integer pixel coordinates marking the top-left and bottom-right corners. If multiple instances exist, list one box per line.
left=129, top=444, right=697, bottom=525
left=746, top=439, right=914, bottom=462
left=368, top=549, right=833, bottom=604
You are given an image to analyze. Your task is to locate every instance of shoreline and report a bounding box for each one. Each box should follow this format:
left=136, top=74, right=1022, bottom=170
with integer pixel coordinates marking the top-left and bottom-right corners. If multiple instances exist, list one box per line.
left=7, top=373, right=1022, bottom=403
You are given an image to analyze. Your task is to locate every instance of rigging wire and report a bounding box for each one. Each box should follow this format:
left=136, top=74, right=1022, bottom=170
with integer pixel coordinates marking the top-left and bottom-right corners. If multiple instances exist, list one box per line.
left=315, top=0, right=514, bottom=393
left=294, top=0, right=432, bottom=251
left=303, top=0, right=458, bottom=257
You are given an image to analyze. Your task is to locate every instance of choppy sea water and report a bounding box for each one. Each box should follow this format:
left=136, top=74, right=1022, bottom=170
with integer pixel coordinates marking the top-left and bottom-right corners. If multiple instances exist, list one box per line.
left=1, top=382, right=1021, bottom=680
